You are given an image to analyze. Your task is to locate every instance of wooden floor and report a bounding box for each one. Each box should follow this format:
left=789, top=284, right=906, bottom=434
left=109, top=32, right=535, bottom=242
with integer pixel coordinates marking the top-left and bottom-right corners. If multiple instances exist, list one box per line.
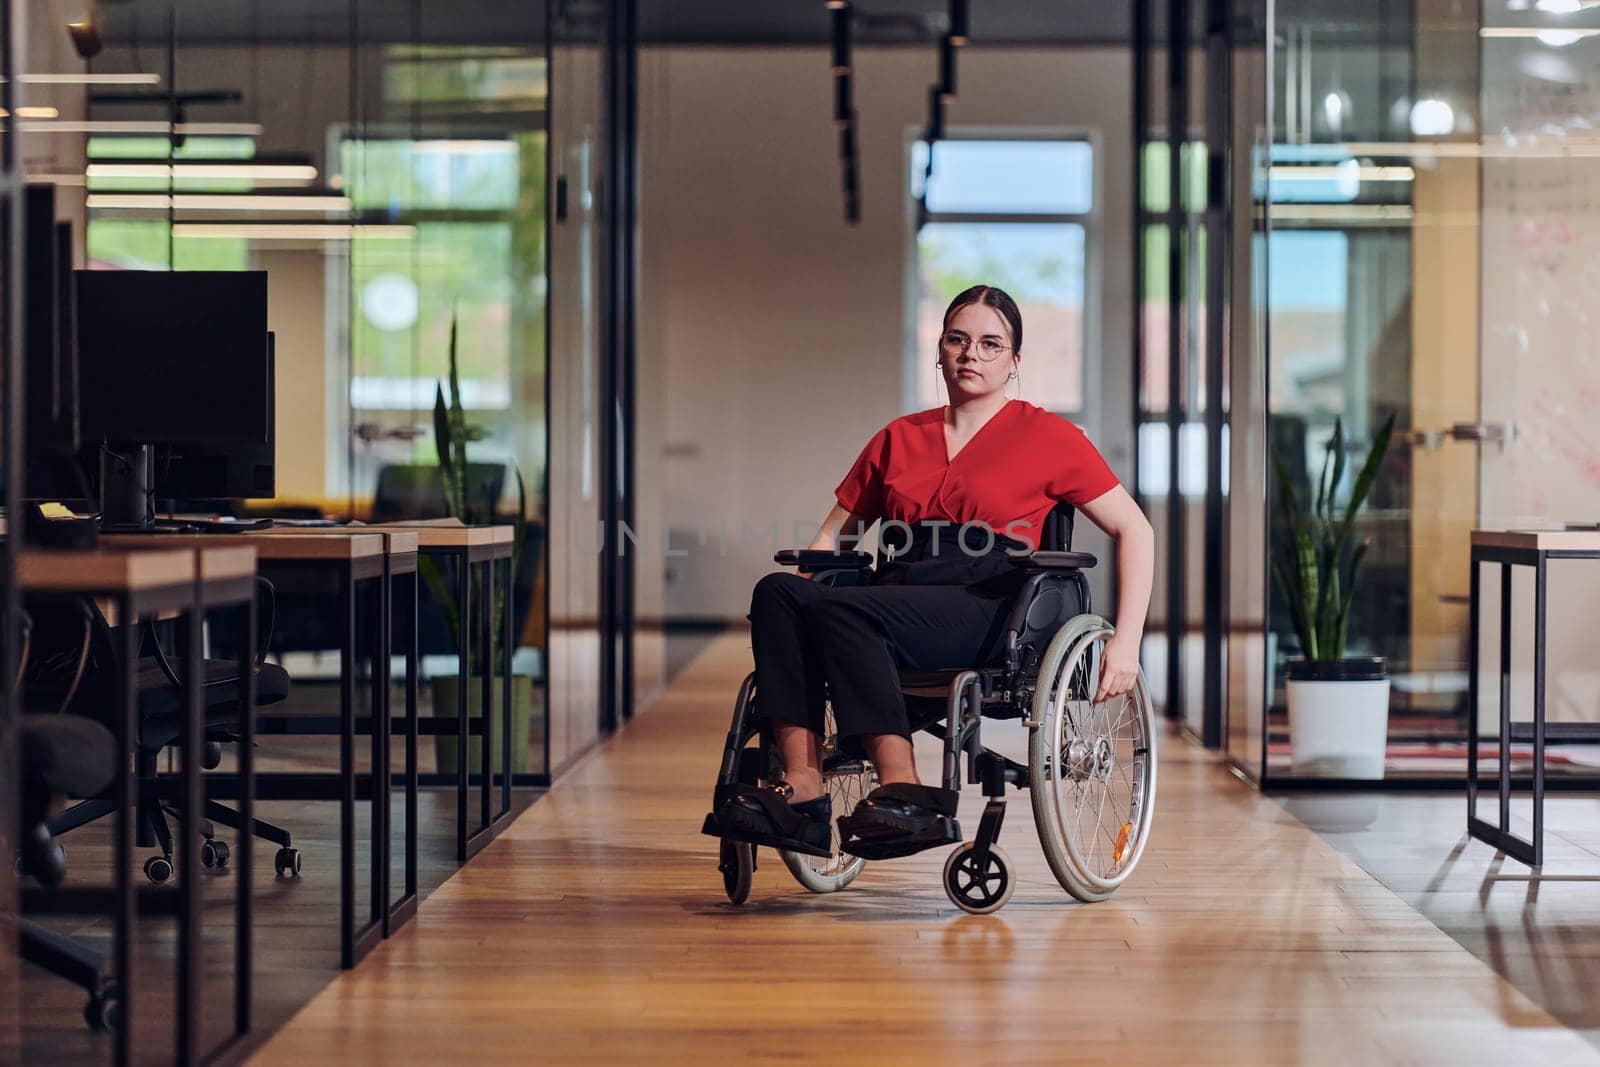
left=254, top=634, right=1600, bottom=1065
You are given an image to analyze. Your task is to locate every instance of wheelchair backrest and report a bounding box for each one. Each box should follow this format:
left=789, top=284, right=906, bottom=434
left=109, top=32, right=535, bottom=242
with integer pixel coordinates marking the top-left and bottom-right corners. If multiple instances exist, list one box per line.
left=1041, top=502, right=1076, bottom=552
left=1009, top=570, right=1090, bottom=675
left=1005, top=505, right=1088, bottom=682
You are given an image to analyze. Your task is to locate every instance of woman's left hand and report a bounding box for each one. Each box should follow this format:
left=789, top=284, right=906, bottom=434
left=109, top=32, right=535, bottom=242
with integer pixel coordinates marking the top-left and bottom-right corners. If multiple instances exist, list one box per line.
left=1093, top=631, right=1142, bottom=704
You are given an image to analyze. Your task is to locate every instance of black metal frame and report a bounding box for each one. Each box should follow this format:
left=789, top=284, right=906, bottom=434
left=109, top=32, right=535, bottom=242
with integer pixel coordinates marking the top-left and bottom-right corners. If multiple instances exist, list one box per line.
left=600, top=0, right=638, bottom=733
left=1465, top=543, right=1600, bottom=868
left=0, top=2, right=22, bottom=1057
left=248, top=550, right=389, bottom=969
left=405, top=541, right=517, bottom=862
left=18, top=559, right=257, bottom=1065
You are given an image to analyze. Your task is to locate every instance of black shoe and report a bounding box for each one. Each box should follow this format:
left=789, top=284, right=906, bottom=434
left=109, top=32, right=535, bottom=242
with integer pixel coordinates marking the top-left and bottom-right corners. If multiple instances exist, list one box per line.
left=703, top=782, right=834, bottom=858
left=838, top=783, right=961, bottom=860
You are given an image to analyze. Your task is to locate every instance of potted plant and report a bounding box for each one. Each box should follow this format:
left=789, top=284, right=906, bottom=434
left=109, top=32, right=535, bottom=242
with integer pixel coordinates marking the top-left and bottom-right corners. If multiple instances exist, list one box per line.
left=1271, top=413, right=1396, bottom=779
left=424, top=314, right=536, bottom=777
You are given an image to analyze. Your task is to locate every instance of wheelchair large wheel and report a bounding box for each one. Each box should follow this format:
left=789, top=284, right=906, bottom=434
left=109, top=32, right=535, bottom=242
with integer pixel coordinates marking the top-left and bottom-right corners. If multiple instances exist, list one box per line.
left=780, top=704, right=876, bottom=894
left=1028, top=616, right=1157, bottom=903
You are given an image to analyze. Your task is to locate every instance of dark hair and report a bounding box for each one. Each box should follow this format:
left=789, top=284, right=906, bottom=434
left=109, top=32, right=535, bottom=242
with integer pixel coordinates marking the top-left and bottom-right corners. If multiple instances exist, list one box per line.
left=942, top=284, right=1023, bottom=352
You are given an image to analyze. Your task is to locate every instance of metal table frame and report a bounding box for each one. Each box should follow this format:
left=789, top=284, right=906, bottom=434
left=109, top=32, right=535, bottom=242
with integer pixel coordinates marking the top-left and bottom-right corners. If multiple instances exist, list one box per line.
left=246, top=541, right=399, bottom=968
left=16, top=547, right=257, bottom=1066
left=378, top=525, right=517, bottom=863
left=430, top=540, right=515, bottom=862
left=1467, top=535, right=1600, bottom=868
left=108, top=531, right=422, bottom=969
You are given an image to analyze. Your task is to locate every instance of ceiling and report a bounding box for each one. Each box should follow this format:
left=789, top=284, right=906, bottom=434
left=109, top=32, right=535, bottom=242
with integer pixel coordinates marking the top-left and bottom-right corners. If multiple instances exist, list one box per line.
left=100, top=1, right=1132, bottom=47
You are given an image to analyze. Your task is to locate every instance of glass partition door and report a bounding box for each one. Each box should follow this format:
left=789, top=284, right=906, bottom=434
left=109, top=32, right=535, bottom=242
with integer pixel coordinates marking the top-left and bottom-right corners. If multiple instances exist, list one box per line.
left=1246, top=0, right=1600, bottom=784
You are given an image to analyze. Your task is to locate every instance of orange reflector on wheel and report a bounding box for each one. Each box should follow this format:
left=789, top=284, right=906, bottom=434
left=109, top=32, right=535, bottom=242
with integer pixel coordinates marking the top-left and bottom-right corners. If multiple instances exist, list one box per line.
left=1113, top=823, right=1130, bottom=862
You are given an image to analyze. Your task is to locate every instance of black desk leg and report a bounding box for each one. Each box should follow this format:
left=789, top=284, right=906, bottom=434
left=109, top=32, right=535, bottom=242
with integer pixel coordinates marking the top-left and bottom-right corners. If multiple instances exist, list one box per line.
left=1532, top=554, right=1547, bottom=867
left=370, top=574, right=388, bottom=939
left=235, top=593, right=256, bottom=1038
left=177, top=599, right=203, bottom=1064
left=340, top=568, right=356, bottom=969
left=480, top=557, right=493, bottom=831
left=502, top=556, right=514, bottom=816
left=115, top=602, right=137, bottom=1067
left=1498, top=563, right=1512, bottom=838
left=406, top=568, right=418, bottom=903
left=1467, top=556, right=1481, bottom=822
left=387, top=566, right=419, bottom=934
left=456, top=550, right=471, bottom=862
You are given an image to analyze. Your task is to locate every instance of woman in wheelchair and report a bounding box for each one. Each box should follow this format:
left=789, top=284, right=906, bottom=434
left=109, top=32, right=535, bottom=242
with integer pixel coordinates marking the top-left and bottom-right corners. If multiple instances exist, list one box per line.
left=709, top=284, right=1155, bottom=886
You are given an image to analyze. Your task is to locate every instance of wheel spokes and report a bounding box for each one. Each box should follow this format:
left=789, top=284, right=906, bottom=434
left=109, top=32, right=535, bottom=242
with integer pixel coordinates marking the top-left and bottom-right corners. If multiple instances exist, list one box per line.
left=1049, top=631, right=1151, bottom=886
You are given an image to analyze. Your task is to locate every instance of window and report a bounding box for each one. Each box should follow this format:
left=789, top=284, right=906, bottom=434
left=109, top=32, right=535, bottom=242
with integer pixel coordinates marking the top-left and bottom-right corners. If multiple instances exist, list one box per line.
left=909, top=137, right=1095, bottom=414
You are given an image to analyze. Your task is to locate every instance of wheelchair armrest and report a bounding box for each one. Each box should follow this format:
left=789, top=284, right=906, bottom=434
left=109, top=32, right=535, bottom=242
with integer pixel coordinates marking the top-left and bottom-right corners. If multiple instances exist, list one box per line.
left=1011, top=550, right=1098, bottom=570
left=774, top=549, right=875, bottom=571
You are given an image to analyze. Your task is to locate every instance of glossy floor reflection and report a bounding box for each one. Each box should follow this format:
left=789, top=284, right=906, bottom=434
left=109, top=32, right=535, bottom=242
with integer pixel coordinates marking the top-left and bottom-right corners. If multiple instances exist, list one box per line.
left=253, top=633, right=1599, bottom=1064
left=1278, top=791, right=1600, bottom=1052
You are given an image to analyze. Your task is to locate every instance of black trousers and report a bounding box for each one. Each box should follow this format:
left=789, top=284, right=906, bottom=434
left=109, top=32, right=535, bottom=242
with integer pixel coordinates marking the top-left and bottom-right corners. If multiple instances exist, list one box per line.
left=747, top=538, right=1023, bottom=741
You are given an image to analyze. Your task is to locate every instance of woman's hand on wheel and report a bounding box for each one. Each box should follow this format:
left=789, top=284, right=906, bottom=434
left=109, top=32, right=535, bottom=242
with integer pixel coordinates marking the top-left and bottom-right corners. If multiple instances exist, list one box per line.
left=1093, top=632, right=1141, bottom=704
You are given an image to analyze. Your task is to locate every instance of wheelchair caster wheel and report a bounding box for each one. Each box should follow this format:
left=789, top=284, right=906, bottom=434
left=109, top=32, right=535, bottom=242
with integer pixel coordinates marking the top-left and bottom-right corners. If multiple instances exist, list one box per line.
left=143, top=855, right=173, bottom=885
left=719, top=840, right=753, bottom=905
left=201, top=839, right=230, bottom=870
left=274, top=847, right=302, bottom=878
left=943, top=843, right=1015, bottom=915
left=84, top=982, right=122, bottom=1032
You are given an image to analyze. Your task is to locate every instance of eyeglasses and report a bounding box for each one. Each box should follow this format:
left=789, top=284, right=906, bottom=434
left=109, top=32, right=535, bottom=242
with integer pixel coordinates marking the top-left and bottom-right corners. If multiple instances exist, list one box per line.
left=940, top=331, right=1012, bottom=362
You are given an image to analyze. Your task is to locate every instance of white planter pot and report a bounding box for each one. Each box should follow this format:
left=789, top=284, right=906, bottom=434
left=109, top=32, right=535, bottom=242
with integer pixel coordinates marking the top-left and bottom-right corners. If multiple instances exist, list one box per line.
left=1287, top=677, right=1391, bottom=779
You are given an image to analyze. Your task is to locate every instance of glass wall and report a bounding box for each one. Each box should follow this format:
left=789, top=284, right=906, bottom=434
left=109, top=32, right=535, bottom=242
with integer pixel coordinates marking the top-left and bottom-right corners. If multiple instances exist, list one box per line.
left=1214, top=0, right=1600, bottom=784
left=1135, top=0, right=1176, bottom=725
left=77, top=2, right=553, bottom=784
left=1136, top=0, right=1227, bottom=743
left=546, top=7, right=608, bottom=772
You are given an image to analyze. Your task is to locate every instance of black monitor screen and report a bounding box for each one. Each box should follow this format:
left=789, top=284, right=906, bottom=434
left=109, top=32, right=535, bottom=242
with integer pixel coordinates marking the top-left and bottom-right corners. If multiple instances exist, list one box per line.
left=76, top=270, right=269, bottom=446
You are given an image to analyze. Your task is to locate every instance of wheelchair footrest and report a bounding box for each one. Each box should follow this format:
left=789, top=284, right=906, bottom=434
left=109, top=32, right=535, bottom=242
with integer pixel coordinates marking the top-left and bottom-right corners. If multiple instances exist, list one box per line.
left=838, top=814, right=961, bottom=861
left=701, top=808, right=835, bottom=859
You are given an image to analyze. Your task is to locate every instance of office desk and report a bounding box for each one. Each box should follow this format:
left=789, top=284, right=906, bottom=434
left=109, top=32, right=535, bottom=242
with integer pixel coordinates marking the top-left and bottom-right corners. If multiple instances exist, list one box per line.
left=17, top=545, right=258, bottom=1066
left=1467, top=529, right=1600, bottom=867
left=371, top=523, right=516, bottom=861
left=106, top=531, right=409, bottom=968
left=251, top=526, right=421, bottom=935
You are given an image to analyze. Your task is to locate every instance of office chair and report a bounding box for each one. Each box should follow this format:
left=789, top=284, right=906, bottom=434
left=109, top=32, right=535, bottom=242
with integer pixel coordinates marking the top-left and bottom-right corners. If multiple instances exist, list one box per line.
left=26, top=588, right=301, bottom=883
left=17, top=711, right=124, bottom=1030
left=369, top=461, right=505, bottom=523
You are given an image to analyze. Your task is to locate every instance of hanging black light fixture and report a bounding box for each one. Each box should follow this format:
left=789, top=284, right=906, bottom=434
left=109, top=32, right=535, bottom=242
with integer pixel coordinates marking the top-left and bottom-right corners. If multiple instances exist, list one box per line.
left=830, top=3, right=851, bottom=73
left=949, top=0, right=969, bottom=46
left=834, top=72, right=853, bottom=127
left=826, top=1, right=860, bottom=225
left=938, top=34, right=957, bottom=99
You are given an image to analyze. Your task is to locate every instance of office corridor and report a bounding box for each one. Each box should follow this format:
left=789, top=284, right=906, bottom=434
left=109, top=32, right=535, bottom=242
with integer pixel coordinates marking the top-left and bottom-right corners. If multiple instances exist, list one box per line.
left=253, top=634, right=1598, bottom=1065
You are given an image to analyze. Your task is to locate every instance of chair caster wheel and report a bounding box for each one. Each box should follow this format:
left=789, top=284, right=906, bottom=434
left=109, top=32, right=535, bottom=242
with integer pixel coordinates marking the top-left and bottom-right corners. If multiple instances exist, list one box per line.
left=201, top=839, right=230, bottom=870
left=943, top=843, right=1015, bottom=915
left=84, top=982, right=122, bottom=1032
left=719, top=840, right=753, bottom=905
left=143, top=855, right=173, bottom=885
left=274, top=847, right=302, bottom=878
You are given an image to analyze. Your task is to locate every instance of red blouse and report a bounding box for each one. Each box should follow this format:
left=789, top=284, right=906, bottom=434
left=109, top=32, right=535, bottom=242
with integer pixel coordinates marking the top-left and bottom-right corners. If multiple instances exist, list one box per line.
left=833, top=399, right=1120, bottom=551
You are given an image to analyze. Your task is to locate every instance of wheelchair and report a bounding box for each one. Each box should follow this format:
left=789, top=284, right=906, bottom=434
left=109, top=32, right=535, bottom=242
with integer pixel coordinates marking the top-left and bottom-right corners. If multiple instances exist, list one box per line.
left=703, top=503, right=1158, bottom=914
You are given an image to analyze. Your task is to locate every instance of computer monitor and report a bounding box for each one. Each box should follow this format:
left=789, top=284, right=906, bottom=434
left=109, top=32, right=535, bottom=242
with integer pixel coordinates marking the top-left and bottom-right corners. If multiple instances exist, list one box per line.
left=20, top=185, right=87, bottom=503
left=155, top=332, right=277, bottom=502
left=76, top=270, right=270, bottom=446
left=74, top=270, right=273, bottom=526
